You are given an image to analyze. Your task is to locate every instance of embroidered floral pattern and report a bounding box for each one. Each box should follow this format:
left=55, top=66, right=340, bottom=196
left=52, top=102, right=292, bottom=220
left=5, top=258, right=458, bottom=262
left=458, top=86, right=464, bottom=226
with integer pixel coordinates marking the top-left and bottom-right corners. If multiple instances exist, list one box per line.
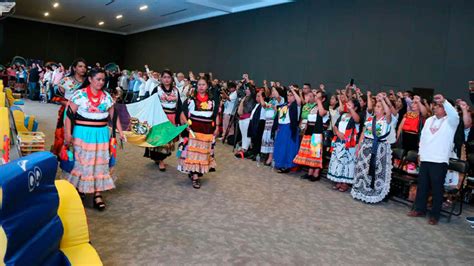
left=71, top=89, right=113, bottom=120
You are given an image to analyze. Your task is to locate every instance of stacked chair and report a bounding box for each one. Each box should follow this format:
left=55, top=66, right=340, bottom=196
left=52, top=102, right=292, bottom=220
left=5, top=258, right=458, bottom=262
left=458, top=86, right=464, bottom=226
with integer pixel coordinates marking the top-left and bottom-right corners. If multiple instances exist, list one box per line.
left=5, top=88, right=24, bottom=106
left=0, top=91, right=10, bottom=164
left=10, top=106, right=38, bottom=132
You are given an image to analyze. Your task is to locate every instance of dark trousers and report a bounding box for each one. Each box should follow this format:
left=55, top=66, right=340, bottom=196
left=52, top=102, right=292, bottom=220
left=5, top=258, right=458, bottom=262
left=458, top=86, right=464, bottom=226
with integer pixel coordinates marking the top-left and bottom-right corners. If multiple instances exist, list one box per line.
left=414, top=161, right=448, bottom=220
left=131, top=92, right=139, bottom=103
left=28, top=82, right=39, bottom=100
left=401, top=132, right=419, bottom=152
left=250, top=120, right=266, bottom=156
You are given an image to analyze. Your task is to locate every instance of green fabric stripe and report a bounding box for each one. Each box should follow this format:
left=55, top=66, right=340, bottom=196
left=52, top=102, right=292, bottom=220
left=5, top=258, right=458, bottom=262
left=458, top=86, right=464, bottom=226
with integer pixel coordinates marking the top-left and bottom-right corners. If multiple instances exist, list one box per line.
left=145, top=121, right=188, bottom=147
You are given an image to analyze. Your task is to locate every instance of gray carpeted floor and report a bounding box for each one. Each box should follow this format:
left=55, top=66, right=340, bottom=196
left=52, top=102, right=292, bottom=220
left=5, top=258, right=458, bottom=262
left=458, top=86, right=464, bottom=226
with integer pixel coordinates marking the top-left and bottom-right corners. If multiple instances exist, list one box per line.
left=24, top=100, right=474, bottom=265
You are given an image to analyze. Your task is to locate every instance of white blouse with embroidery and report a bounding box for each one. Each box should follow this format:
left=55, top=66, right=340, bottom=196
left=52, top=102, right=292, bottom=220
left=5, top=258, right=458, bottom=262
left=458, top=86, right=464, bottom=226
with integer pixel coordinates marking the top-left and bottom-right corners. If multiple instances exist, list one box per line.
left=158, top=87, right=180, bottom=110
left=71, top=89, right=114, bottom=120
left=363, top=112, right=391, bottom=139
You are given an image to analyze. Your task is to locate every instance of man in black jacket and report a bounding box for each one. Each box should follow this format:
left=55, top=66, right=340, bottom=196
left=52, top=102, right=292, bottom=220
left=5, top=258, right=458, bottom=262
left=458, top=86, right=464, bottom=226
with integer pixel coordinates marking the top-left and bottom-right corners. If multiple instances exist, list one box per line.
left=28, top=63, right=42, bottom=100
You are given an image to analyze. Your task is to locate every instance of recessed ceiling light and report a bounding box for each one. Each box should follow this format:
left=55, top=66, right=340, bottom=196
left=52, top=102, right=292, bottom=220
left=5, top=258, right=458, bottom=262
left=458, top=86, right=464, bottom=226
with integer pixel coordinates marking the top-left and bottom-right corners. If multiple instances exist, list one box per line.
left=53, top=2, right=59, bottom=8
left=98, top=21, right=104, bottom=26
left=139, top=5, right=148, bottom=10
left=44, top=12, right=49, bottom=17
left=116, top=14, right=123, bottom=19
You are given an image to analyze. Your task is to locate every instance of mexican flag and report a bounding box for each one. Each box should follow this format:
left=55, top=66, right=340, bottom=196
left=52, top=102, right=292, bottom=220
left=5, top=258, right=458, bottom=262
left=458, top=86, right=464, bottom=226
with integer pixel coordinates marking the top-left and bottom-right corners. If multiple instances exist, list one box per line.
left=117, top=94, right=187, bottom=147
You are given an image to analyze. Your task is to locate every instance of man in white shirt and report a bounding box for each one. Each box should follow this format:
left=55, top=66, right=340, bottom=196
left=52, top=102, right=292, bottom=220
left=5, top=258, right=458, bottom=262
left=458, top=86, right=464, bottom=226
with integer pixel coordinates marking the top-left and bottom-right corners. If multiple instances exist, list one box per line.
left=221, top=82, right=238, bottom=139
left=42, top=66, right=53, bottom=102
left=175, top=72, right=185, bottom=91
left=132, top=71, right=144, bottom=102
left=408, top=94, right=459, bottom=225
left=118, top=70, right=129, bottom=90
left=144, top=65, right=160, bottom=97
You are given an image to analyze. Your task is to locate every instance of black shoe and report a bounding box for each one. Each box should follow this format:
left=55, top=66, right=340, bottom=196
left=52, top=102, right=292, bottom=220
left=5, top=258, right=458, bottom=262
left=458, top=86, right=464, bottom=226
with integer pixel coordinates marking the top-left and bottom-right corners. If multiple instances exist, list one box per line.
left=277, top=168, right=290, bottom=174
left=309, top=175, right=321, bottom=182
left=209, top=168, right=216, bottom=172
left=300, top=174, right=309, bottom=179
left=192, top=178, right=201, bottom=189
left=93, top=195, right=106, bottom=211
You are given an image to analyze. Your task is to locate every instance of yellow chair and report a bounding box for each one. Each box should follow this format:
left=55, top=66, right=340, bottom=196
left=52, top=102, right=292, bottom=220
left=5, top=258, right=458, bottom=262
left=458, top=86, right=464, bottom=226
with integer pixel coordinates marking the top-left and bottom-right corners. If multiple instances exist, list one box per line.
left=56, top=180, right=103, bottom=266
left=25, top=114, right=37, bottom=131
left=12, top=109, right=38, bottom=132
left=5, top=88, right=23, bottom=106
left=0, top=107, right=9, bottom=160
left=0, top=92, right=5, bottom=107
left=12, top=109, right=29, bottom=132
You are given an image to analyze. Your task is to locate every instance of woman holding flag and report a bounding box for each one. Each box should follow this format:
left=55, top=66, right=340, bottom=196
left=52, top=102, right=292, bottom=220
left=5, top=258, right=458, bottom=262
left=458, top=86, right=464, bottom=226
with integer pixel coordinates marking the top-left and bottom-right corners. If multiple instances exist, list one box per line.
left=64, top=68, right=125, bottom=211
left=179, top=77, right=220, bottom=189
left=143, top=70, right=182, bottom=171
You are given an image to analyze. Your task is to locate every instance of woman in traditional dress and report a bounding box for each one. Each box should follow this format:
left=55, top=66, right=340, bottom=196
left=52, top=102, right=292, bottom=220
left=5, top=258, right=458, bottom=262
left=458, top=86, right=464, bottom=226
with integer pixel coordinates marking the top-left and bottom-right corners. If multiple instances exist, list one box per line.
left=260, top=86, right=285, bottom=166
left=273, top=86, right=302, bottom=173
left=351, top=94, right=392, bottom=203
left=15, top=66, right=27, bottom=92
left=293, top=90, right=328, bottom=180
left=144, top=70, right=181, bottom=171
left=235, top=84, right=256, bottom=157
left=64, top=68, right=124, bottom=211
left=396, top=95, right=427, bottom=151
left=328, top=94, right=340, bottom=132
left=179, top=78, right=219, bottom=189
left=51, top=58, right=87, bottom=156
left=248, top=90, right=266, bottom=159
left=327, top=99, right=360, bottom=191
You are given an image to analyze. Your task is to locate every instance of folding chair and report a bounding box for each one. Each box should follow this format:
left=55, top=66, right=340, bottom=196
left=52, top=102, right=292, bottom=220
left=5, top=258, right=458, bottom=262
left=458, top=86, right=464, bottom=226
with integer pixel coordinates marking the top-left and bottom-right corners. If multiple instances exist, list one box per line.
left=442, top=158, right=469, bottom=222
left=390, top=149, right=418, bottom=205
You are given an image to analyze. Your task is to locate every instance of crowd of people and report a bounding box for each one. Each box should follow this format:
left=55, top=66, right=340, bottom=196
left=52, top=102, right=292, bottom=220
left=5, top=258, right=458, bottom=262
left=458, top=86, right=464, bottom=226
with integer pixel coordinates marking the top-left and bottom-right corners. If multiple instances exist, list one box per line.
left=2, top=58, right=474, bottom=226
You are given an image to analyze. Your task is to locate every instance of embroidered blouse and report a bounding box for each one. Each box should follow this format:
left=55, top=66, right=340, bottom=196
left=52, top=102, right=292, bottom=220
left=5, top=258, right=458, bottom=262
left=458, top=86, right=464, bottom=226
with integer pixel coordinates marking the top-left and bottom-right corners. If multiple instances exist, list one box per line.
left=278, top=104, right=301, bottom=125
left=187, top=97, right=215, bottom=119
left=71, top=89, right=114, bottom=120
left=264, top=97, right=285, bottom=120
left=301, top=103, right=317, bottom=120
left=59, top=76, right=83, bottom=100
left=402, top=111, right=422, bottom=133
left=364, top=112, right=391, bottom=139
left=157, top=87, right=180, bottom=111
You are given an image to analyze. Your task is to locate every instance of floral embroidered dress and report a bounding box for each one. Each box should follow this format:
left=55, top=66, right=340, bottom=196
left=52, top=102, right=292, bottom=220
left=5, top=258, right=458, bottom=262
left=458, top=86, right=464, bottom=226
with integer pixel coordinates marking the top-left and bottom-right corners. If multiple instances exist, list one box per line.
left=63, top=88, right=115, bottom=193
left=178, top=95, right=217, bottom=174
left=327, top=113, right=359, bottom=184
left=261, top=97, right=285, bottom=154
left=351, top=112, right=392, bottom=203
left=51, top=76, right=83, bottom=156
left=293, top=103, right=328, bottom=168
